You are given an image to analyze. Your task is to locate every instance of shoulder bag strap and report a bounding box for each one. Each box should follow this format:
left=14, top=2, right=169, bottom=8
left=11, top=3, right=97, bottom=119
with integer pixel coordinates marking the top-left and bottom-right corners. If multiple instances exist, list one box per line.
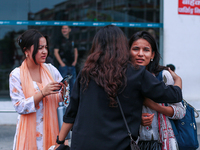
left=183, top=99, right=199, bottom=118
left=116, top=96, right=139, bottom=144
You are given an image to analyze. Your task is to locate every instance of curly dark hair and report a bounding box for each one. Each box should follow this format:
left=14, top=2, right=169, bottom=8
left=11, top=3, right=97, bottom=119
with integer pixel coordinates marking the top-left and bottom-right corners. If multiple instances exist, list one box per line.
left=129, top=31, right=167, bottom=75
left=81, top=25, right=130, bottom=107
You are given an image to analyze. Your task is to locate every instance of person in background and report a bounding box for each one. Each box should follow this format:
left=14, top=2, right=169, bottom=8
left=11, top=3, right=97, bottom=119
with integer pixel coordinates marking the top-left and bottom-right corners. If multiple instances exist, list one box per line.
left=147, top=28, right=156, bottom=40
left=167, top=64, right=176, bottom=72
left=129, top=31, right=185, bottom=150
left=9, top=29, right=64, bottom=150
left=54, top=25, right=78, bottom=92
left=54, top=25, right=183, bottom=150
left=45, top=55, right=54, bottom=65
left=54, top=25, right=78, bottom=142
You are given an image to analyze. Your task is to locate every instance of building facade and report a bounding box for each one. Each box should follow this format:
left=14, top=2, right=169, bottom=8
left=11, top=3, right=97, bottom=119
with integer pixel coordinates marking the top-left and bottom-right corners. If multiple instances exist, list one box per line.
left=164, top=0, right=200, bottom=102
left=1, top=0, right=200, bottom=124
left=0, top=0, right=162, bottom=99
left=4, top=0, right=200, bottom=103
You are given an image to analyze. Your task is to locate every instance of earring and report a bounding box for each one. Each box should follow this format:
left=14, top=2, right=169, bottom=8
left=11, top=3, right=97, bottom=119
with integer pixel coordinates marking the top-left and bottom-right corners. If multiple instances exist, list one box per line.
left=151, top=59, right=153, bottom=61
left=26, top=54, right=28, bottom=57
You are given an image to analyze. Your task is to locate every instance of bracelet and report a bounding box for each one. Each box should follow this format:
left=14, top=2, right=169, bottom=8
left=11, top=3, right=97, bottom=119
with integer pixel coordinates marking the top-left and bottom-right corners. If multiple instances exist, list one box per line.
left=40, top=90, right=45, bottom=97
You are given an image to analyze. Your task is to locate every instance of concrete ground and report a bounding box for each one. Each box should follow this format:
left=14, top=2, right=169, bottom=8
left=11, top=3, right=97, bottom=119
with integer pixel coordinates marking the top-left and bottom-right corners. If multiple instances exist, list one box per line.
left=1, top=124, right=200, bottom=150
left=0, top=125, right=72, bottom=150
left=0, top=125, right=15, bottom=150
left=1, top=97, right=200, bottom=149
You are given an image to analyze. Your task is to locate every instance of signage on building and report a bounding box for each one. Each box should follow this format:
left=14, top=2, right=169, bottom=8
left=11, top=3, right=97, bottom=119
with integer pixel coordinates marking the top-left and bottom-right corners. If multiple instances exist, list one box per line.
left=178, top=0, right=200, bottom=15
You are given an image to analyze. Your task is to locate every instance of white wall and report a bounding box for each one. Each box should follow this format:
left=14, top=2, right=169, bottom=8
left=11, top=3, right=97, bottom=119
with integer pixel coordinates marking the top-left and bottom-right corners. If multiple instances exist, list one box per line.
left=163, top=0, right=200, bottom=102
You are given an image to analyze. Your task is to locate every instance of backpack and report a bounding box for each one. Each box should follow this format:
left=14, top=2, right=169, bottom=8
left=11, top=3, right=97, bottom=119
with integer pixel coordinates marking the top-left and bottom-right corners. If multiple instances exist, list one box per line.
left=156, top=71, right=199, bottom=150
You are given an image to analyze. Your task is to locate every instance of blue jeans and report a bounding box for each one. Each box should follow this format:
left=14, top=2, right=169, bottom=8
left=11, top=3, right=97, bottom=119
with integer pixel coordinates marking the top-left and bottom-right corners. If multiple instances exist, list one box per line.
left=58, top=65, right=76, bottom=93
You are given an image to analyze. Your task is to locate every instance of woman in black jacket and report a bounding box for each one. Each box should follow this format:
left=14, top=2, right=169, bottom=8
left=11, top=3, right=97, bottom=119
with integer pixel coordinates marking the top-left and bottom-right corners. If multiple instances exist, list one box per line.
left=54, top=25, right=182, bottom=150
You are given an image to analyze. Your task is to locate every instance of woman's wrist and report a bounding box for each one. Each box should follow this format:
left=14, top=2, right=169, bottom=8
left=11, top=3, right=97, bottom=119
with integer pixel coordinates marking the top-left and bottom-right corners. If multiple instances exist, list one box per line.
left=56, top=135, right=65, bottom=144
left=174, top=77, right=182, bottom=89
left=40, top=90, right=45, bottom=97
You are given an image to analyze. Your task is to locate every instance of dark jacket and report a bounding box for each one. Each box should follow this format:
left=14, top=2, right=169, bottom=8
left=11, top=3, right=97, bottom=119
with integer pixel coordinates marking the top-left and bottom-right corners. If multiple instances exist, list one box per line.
left=54, top=36, right=75, bottom=66
left=63, top=64, right=182, bottom=150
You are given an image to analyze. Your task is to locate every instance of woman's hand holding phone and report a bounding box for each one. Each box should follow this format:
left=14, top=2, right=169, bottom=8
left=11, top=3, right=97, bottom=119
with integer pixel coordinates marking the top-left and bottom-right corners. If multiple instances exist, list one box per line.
left=53, top=78, right=67, bottom=92
left=42, top=82, right=62, bottom=96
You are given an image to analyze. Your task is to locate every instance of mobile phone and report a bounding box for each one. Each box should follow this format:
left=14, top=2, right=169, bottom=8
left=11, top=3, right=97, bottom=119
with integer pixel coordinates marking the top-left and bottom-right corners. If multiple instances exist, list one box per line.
left=54, top=75, right=73, bottom=91
left=60, top=74, right=72, bottom=83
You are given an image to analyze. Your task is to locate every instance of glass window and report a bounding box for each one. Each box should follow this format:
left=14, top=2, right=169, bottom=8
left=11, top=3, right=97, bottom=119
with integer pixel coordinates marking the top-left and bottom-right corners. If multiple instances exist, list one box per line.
left=0, top=0, right=162, bottom=98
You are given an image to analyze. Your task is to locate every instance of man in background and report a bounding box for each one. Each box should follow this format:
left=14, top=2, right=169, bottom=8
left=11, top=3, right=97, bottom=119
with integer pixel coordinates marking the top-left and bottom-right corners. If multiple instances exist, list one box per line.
left=54, top=25, right=78, bottom=91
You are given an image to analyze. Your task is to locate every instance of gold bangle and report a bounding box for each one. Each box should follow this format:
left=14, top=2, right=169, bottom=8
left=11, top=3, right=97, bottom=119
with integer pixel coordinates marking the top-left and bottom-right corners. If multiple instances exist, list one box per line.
left=41, top=90, right=45, bottom=97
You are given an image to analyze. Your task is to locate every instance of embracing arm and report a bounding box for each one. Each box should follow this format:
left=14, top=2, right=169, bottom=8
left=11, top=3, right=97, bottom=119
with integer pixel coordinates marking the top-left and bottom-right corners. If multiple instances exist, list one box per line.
left=167, top=102, right=186, bottom=119
left=144, top=98, right=174, bottom=117
left=141, top=68, right=182, bottom=103
left=143, top=70, right=185, bottom=118
left=168, top=68, right=182, bottom=89
left=159, top=69, right=185, bottom=118
left=143, top=99, right=185, bottom=119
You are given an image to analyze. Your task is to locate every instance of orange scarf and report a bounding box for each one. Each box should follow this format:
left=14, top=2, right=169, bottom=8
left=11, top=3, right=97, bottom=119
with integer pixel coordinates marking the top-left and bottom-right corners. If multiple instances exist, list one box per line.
left=15, top=60, right=60, bottom=150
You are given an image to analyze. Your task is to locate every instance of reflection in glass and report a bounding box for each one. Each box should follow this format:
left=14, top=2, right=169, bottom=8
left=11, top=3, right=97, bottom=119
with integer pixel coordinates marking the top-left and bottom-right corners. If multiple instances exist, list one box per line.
left=0, top=0, right=161, bottom=97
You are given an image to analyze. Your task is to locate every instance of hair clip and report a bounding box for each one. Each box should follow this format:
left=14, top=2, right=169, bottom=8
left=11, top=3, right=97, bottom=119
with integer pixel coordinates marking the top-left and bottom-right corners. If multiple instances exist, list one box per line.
left=19, top=39, right=22, bottom=44
left=18, top=37, right=22, bottom=44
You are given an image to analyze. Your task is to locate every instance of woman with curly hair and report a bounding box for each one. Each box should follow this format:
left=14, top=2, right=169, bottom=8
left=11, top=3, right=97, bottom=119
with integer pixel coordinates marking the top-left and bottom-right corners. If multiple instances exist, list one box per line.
left=55, top=25, right=183, bottom=150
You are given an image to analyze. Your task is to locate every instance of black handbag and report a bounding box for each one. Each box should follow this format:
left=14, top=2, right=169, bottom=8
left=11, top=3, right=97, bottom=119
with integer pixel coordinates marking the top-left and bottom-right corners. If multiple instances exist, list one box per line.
left=116, top=96, right=140, bottom=150
left=138, top=140, right=162, bottom=150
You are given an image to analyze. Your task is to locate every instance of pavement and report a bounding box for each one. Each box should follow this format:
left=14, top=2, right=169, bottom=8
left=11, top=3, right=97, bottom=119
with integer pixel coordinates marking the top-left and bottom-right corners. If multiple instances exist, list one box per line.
left=0, top=125, right=15, bottom=150
left=0, top=97, right=72, bottom=150
left=0, top=125, right=72, bottom=150
left=0, top=124, right=200, bottom=150
left=1, top=97, right=200, bottom=149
